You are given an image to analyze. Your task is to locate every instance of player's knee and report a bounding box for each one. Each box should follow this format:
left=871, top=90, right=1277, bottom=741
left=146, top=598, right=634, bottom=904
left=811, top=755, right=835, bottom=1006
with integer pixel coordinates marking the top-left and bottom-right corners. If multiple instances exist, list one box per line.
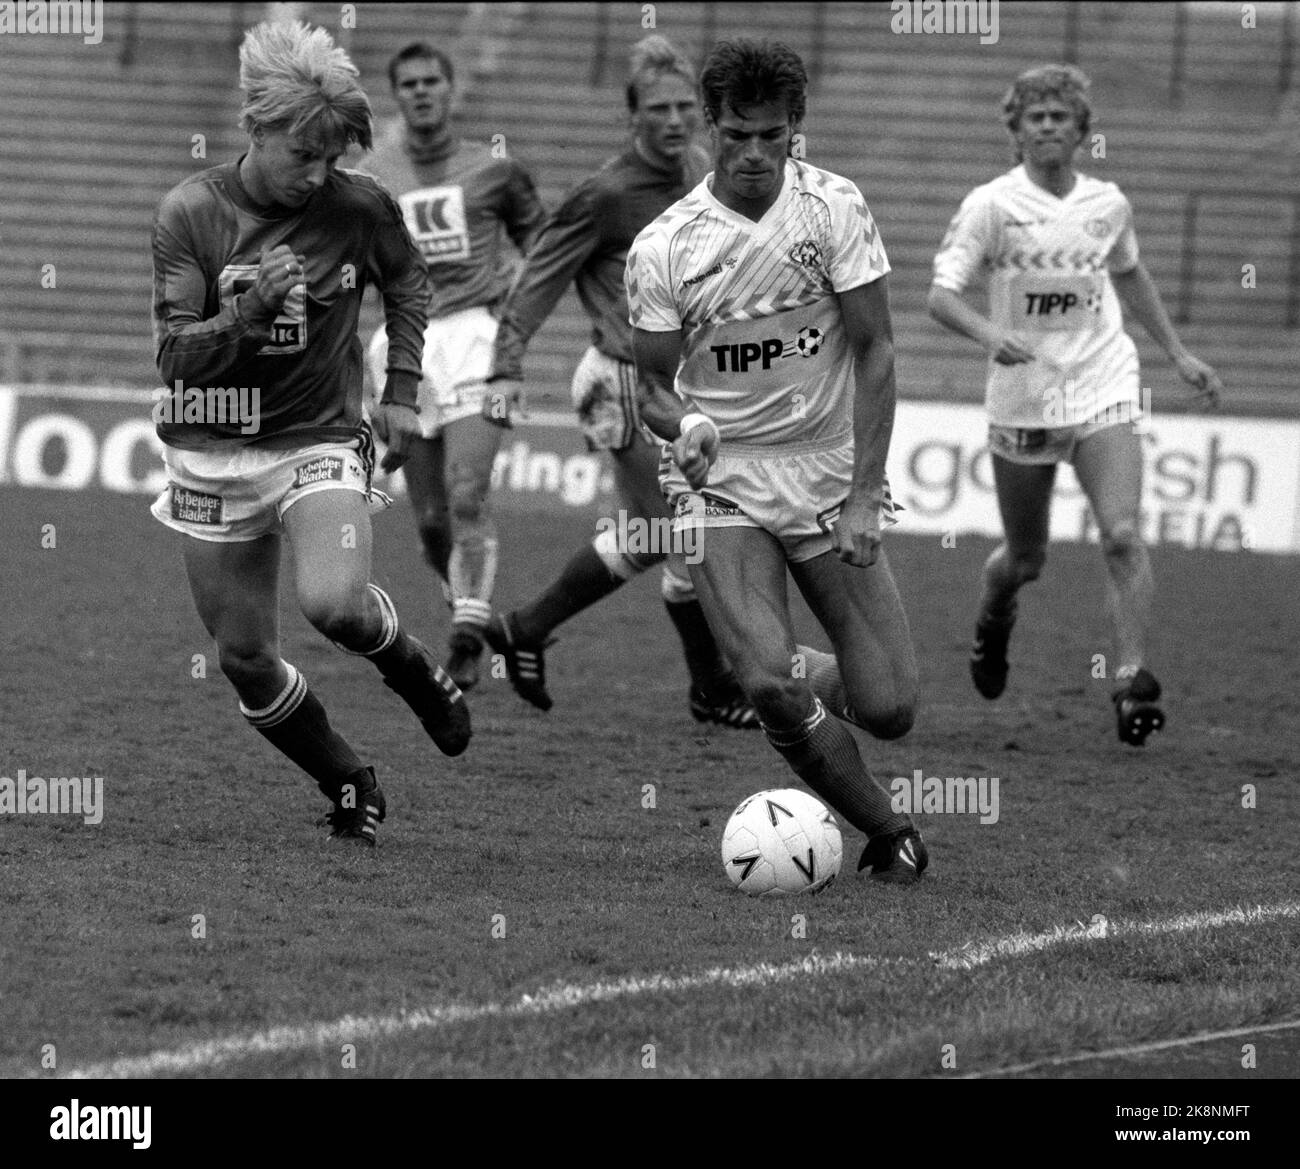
left=447, top=473, right=490, bottom=526
left=300, top=595, right=368, bottom=645
left=1100, top=519, right=1143, bottom=563
left=660, top=564, right=695, bottom=603
left=416, top=510, right=451, bottom=562
left=1010, top=546, right=1046, bottom=583
left=740, top=668, right=807, bottom=725
left=217, top=642, right=279, bottom=690
left=860, top=702, right=915, bottom=741
left=593, top=525, right=660, bottom=580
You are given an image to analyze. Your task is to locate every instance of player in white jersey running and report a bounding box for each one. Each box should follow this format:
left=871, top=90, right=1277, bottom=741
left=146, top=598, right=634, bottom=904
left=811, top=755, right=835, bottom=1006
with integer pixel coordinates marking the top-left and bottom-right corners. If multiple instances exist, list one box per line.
left=627, top=40, right=926, bottom=884
left=928, top=64, right=1224, bottom=746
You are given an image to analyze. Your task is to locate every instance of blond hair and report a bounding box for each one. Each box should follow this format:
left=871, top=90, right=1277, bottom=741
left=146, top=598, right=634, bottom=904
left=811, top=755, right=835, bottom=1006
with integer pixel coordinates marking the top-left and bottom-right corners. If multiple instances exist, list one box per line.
left=626, top=34, right=695, bottom=111
left=238, top=20, right=373, bottom=151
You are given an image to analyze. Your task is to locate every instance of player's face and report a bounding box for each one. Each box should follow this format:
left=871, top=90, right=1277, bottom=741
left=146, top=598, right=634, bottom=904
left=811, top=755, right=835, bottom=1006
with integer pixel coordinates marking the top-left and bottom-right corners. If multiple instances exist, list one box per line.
left=632, top=75, right=699, bottom=168
left=247, top=128, right=343, bottom=208
left=1015, top=98, right=1084, bottom=169
left=707, top=101, right=794, bottom=213
left=393, top=56, right=453, bottom=134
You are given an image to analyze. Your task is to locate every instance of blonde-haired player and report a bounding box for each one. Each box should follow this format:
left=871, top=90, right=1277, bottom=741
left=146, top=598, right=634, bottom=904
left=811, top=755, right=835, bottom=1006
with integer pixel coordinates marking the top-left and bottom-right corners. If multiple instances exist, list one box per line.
left=928, top=64, right=1224, bottom=745
left=151, top=21, right=470, bottom=846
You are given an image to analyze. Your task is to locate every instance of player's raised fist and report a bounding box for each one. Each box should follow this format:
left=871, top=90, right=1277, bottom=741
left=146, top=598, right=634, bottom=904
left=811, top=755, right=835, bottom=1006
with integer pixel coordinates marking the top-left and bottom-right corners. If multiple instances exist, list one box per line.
left=253, top=244, right=306, bottom=313
left=673, top=413, right=719, bottom=490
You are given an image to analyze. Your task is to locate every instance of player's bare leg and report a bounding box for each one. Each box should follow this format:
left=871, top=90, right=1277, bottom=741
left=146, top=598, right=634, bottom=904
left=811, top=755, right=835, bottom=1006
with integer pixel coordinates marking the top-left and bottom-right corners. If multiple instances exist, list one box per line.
left=612, top=438, right=755, bottom=727
left=972, top=457, right=1056, bottom=698
left=489, top=435, right=755, bottom=725
left=789, top=547, right=918, bottom=740
left=284, top=488, right=471, bottom=759
left=686, top=526, right=922, bottom=882
left=440, top=412, right=504, bottom=690
left=181, top=530, right=383, bottom=843
left=400, top=435, right=453, bottom=589
left=1072, top=423, right=1163, bottom=744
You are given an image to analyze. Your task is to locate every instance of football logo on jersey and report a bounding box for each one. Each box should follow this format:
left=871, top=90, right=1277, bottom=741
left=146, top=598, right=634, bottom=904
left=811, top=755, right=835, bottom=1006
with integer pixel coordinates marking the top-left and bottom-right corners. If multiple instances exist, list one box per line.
left=221, top=265, right=306, bottom=355
left=1084, top=217, right=1110, bottom=238
left=400, top=185, right=470, bottom=262
left=790, top=239, right=823, bottom=269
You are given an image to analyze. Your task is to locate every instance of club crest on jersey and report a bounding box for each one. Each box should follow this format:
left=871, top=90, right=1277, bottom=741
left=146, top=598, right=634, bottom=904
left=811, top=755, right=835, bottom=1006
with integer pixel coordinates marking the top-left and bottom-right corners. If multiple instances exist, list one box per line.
left=221, top=266, right=306, bottom=355
left=1084, top=217, right=1110, bottom=238
left=789, top=239, right=823, bottom=269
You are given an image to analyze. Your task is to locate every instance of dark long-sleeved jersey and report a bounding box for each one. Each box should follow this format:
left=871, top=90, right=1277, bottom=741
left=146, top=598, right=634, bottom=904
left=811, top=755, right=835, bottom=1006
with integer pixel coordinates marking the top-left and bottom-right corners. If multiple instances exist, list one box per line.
left=358, top=127, right=545, bottom=320
left=489, top=143, right=709, bottom=381
left=151, top=158, right=427, bottom=450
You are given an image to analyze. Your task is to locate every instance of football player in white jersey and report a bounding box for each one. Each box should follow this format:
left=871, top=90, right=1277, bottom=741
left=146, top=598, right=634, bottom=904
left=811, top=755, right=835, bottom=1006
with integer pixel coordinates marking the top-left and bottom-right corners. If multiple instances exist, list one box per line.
left=627, top=40, right=926, bottom=884
left=929, top=64, right=1223, bottom=746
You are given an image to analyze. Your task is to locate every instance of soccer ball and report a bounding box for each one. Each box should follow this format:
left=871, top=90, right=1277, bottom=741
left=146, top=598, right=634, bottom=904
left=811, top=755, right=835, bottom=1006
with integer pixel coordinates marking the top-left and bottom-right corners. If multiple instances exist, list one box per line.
left=795, top=326, right=823, bottom=357
left=720, top=788, right=842, bottom=896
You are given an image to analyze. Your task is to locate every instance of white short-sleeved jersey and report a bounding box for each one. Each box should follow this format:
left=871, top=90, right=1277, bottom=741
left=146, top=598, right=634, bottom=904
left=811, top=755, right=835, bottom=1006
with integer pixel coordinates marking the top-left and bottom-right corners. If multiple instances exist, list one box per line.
left=932, top=165, right=1141, bottom=428
left=626, top=159, right=890, bottom=447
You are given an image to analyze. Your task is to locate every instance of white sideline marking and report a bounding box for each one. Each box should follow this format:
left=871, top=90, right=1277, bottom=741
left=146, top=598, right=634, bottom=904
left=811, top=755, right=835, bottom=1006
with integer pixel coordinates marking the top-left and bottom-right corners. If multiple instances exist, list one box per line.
left=960, top=1017, right=1300, bottom=1078
left=62, top=952, right=896, bottom=1079
left=58, top=901, right=1299, bottom=1078
left=930, top=901, right=1300, bottom=971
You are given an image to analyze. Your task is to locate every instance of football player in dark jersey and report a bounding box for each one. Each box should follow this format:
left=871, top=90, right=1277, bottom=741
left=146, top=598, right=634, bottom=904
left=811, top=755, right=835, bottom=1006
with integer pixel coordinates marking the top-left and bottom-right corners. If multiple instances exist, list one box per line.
left=151, top=20, right=470, bottom=846
left=482, top=35, right=757, bottom=729
left=361, top=41, right=545, bottom=691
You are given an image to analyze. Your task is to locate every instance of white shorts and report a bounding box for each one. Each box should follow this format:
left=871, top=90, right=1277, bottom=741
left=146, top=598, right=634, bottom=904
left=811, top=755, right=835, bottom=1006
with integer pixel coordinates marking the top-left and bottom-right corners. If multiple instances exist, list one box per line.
left=570, top=347, right=654, bottom=452
left=150, top=431, right=389, bottom=542
left=367, top=305, right=498, bottom=439
left=988, top=410, right=1139, bottom=466
left=662, top=435, right=899, bottom=564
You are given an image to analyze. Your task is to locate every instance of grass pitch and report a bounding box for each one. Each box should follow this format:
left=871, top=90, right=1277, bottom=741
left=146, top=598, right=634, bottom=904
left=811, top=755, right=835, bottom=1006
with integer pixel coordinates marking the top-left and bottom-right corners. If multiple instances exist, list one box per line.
left=1, top=484, right=1297, bottom=1078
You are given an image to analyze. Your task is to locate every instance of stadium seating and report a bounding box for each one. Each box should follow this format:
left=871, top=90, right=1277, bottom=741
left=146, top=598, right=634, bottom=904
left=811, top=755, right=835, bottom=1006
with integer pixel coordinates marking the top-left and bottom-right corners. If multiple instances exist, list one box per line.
left=1, top=1, right=1295, bottom=414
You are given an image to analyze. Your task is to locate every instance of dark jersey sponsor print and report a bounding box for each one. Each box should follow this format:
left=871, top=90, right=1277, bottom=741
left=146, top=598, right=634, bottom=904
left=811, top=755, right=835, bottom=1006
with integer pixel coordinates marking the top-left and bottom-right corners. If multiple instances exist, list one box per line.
left=150, top=158, right=428, bottom=451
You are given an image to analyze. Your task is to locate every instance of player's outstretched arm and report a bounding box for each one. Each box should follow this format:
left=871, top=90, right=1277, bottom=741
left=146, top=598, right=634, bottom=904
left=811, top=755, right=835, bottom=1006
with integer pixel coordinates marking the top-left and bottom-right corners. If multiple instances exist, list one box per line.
left=927, top=285, right=1035, bottom=366
left=632, top=325, right=717, bottom=489
left=490, top=185, right=605, bottom=383
left=487, top=186, right=606, bottom=424
left=1111, top=261, right=1224, bottom=410
left=838, top=279, right=898, bottom=568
